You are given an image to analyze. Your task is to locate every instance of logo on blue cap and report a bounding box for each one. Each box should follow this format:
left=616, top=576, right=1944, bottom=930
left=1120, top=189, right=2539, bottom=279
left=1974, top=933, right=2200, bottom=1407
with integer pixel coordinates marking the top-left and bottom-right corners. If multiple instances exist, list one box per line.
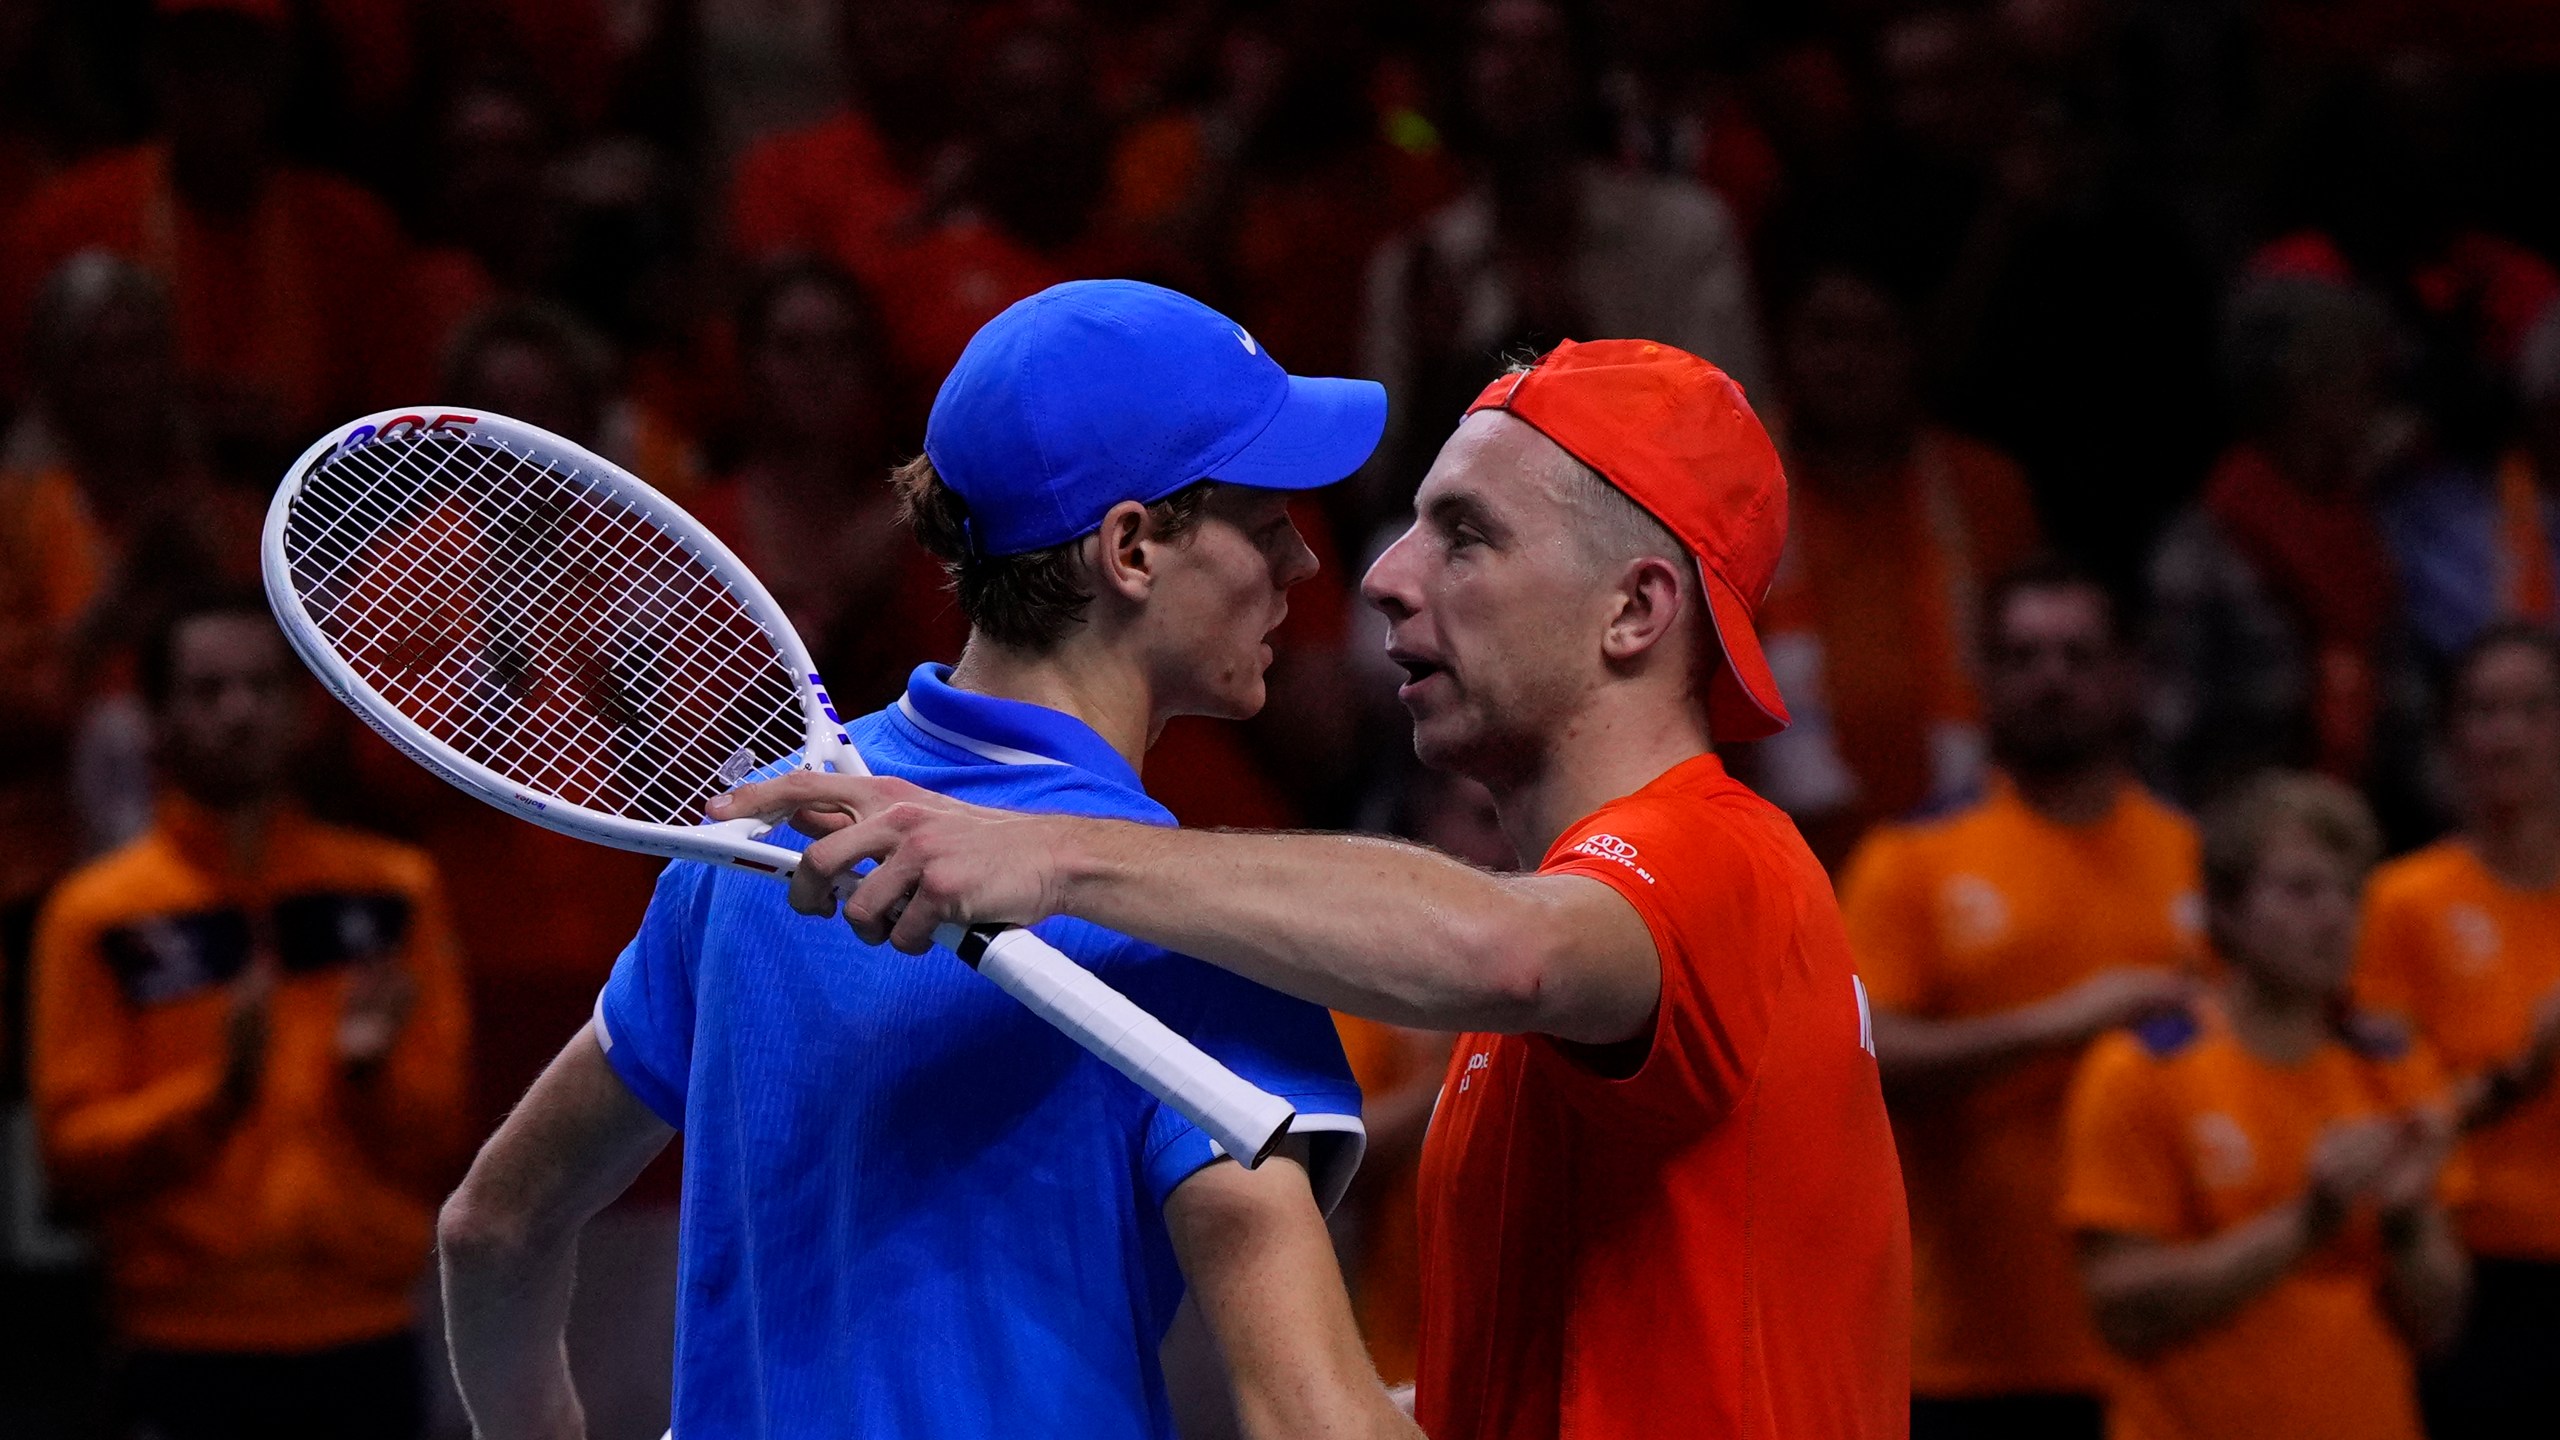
left=923, top=280, right=1387, bottom=557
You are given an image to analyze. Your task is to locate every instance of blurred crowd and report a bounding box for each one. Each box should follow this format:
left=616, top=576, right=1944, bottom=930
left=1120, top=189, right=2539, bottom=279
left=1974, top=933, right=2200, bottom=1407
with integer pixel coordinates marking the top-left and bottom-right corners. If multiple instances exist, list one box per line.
left=4, top=0, right=2560, bottom=1437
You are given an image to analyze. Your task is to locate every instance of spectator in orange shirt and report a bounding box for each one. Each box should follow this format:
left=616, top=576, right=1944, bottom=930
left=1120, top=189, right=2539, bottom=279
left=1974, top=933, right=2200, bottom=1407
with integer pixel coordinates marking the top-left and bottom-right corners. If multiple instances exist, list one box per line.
left=861, top=10, right=1169, bottom=390
left=692, top=259, right=962, bottom=716
left=1, top=253, right=260, bottom=882
left=1841, top=560, right=2203, bottom=1440
left=1743, top=262, right=2043, bottom=865
left=2354, top=622, right=2560, bottom=1437
left=30, top=595, right=469, bottom=1440
left=723, top=0, right=959, bottom=278
left=2062, top=772, right=2470, bottom=1440
left=1364, top=0, right=1767, bottom=508
left=0, top=1, right=414, bottom=469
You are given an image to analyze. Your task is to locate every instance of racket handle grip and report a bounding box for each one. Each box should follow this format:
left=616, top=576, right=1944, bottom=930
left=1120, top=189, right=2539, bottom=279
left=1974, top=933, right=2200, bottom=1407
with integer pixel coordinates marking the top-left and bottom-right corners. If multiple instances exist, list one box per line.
left=935, top=922, right=1298, bottom=1168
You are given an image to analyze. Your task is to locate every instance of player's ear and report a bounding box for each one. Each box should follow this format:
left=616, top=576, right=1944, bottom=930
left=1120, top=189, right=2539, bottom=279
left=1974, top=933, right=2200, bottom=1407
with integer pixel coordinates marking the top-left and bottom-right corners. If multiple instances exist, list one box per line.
left=1087, top=499, right=1157, bottom=603
left=1598, top=554, right=1688, bottom=666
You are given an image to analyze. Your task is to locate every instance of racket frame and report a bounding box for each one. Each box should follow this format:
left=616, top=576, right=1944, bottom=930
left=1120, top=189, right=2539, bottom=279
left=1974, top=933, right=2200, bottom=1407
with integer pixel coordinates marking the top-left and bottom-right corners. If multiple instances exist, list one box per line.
left=264, top=407, right=1297, bottom=1166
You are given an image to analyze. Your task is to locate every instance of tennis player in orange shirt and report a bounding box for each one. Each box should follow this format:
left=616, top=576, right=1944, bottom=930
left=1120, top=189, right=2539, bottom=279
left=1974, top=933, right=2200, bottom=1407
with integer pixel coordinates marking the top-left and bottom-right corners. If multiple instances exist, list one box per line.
left=726, top=338, right=1912, bottom=1439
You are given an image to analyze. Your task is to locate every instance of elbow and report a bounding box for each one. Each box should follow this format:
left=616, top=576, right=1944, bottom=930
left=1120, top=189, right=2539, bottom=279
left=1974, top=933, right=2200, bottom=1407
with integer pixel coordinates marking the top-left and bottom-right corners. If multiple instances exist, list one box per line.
left=437, top=1181, right=542, bottom=1275
left=1457, top=912, right=1563, bottom=1033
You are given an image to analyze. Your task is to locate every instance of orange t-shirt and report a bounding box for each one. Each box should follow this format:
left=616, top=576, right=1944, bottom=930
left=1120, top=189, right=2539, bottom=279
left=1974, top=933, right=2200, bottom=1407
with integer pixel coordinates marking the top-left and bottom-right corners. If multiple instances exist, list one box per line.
left=2, top=145, right=412, bottom=427
left=2355, top=840, right=2560, bottom=1260
left=1757, top=431, right=2041, bottom=860
left=1414, top=754, right=1910, bottom=1440
left=2059, top=1005, right=2464, bottom=1440
left=30, top=794, right=472, bottom=1352
left=725, top=109, right=919, bottom=277
left=1840, top=777, right=2204, bottom=1396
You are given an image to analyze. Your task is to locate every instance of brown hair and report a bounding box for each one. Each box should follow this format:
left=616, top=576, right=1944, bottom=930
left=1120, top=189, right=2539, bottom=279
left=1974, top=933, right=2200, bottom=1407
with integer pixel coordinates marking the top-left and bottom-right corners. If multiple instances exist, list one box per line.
left=891, top=454, right=1216, bottom=651
left=2199, top=770, right=2383, bottom=913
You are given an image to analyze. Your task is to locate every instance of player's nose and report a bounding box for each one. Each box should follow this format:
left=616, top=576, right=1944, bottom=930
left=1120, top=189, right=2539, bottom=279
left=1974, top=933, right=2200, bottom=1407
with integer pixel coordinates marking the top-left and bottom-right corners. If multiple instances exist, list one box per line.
left=1361, top=522, right=1424, bottom=620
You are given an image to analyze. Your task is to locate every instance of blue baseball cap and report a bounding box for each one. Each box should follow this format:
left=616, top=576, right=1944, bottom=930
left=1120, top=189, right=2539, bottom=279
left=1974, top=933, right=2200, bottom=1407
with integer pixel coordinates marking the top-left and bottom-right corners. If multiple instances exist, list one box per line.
left=923, top=280, right=1387, bottom=556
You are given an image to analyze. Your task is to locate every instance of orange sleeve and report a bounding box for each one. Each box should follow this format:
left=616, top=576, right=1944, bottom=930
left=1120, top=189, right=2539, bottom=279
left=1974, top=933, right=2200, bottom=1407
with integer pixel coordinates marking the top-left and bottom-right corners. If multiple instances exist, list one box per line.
left=1835, top=828, right=1937, bottom=1014
left=2349, top=878, right=2429, bottom=1028
left=2059, top=1033, right=2191, bottom=1240
left=29, top=890, right=235, bottom=1213
left=1539, top=803, right=1792, bottom=1128
left=346, top=858, right=474, bottom=1199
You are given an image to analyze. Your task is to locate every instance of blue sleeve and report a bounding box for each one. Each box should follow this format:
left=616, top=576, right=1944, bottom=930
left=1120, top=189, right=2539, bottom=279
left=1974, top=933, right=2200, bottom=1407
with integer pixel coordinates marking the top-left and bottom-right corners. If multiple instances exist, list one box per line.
left=1131, top=954, right=1367, bottom=1215
left=594, top=860, right=716, bottom=1128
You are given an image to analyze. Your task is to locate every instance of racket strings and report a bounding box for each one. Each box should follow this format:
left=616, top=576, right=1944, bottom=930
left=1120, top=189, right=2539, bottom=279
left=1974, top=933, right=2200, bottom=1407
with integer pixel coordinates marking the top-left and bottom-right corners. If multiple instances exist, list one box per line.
left=303, top=447, right=783, bottom=798
left=280, top=434, right=806, bottom=825
left=300, top=440, right=799, bottom=822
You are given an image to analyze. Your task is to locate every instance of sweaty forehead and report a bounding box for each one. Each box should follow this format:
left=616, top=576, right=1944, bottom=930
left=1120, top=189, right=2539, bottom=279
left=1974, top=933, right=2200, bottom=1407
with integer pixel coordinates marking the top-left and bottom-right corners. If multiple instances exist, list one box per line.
left=1419, top=410, right=1582, bottom=512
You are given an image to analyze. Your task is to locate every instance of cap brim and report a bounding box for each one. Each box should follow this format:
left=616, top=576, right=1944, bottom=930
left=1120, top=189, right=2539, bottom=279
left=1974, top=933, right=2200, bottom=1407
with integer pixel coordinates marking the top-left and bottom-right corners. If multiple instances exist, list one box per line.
left=1700, top=565, right=1790, bottom=742
left=1203, top=375, right=1386, bottom=491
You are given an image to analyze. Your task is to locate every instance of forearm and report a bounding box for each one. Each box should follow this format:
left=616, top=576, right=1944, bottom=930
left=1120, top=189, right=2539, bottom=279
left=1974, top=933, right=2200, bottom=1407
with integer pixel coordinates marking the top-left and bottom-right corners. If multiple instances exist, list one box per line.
left=439, top=1215, right=586, bottom=1440
left=438, top=1024, right=671, bottom=1440
left=2382, top=1207, right=2471, bottom=1356
left=1874, top=1005, right=2082, bottom=1095
left=1059, top=821, right=1559, bottom=1032
left=1170, top=1143, right=1420, bottom=1440
left=2084, top=1205, right=2321, bottom=1357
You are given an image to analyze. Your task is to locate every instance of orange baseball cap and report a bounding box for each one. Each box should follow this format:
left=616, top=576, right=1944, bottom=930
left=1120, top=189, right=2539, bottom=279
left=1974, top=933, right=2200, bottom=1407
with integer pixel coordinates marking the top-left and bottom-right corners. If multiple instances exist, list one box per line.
left=1466, top=338, right=1791, bottom=740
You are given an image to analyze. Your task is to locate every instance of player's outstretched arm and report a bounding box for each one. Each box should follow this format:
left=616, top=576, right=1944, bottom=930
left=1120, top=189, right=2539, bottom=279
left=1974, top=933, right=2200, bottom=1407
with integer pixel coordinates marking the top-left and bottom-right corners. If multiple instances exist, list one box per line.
left=439, top=1023, right=673, bottom=1440
left=1167, top=1139, right=1421, bottom=1440
left=713, top=776, right=1662, bottom=1044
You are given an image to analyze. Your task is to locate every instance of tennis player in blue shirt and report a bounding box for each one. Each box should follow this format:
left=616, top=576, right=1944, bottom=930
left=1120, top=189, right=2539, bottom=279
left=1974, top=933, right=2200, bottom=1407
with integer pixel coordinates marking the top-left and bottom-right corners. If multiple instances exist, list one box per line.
left=434, top=281, right=1414, bottom=1440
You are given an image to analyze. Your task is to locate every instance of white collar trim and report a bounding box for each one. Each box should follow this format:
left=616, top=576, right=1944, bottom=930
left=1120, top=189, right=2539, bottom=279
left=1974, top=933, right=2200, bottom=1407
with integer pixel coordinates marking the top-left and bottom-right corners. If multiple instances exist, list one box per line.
left=895, top=694, right=1067, bottom=768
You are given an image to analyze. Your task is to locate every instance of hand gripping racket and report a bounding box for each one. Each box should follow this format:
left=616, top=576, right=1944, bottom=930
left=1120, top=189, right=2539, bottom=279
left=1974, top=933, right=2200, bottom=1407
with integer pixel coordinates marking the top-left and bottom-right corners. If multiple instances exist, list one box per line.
left=262, top=407, right=1296, bottom=1166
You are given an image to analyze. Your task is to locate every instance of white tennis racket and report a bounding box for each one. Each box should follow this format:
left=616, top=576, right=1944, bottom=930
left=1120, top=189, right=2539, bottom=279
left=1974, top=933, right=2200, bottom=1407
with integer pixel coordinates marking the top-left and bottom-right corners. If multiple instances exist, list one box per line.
left=261, top=407, right=1297, bottom=1166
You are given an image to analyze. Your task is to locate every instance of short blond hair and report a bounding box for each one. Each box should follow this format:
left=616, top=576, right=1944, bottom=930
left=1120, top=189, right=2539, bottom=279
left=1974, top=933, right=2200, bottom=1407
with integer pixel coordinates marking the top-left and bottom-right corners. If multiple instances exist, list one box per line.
left=2200, top=771, right=2382, bottom=911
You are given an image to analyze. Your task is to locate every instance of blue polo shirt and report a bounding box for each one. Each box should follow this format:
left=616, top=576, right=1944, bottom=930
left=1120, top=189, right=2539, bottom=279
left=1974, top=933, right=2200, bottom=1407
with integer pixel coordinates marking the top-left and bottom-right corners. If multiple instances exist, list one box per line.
left=594, top=665, right=1365, bottom=1439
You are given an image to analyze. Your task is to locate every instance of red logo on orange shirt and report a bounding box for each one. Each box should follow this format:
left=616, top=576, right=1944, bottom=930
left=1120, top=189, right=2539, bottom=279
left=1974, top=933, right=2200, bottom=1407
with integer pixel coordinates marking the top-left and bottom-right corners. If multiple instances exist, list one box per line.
left=1568, top=832, right=1655, bottom=884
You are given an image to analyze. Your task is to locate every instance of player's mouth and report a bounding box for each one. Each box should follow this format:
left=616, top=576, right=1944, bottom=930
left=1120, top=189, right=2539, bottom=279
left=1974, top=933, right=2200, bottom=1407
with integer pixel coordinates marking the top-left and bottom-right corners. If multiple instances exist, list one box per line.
left=1388, top=647, right=1450, bottom=700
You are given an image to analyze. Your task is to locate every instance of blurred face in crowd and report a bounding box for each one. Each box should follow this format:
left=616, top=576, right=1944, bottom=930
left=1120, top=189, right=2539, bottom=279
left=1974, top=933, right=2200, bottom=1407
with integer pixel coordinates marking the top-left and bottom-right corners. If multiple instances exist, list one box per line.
left=969, top=24, right=1108, bottom=252
left=1781, top=272, right=1917, bottom=452
left=1365, top=412, right=1686, bottom=784
left=437, top=85, right=559, bottom=285
left=457, top=339, right=599, bottom=448
left=2450, top=638, right=2560, bottom=823
left=154, top=14, right=285, bottom=213
left=1878, top=8, right=2009, bottom=165
left=41, top=277, right=182, bottom=470
left=2216, top=822, right=2363, bottom=1002
left=1984, top=582, right=2130, bottom=780
left=155, top=614, right=303, bottom=811
left=842, top=0, right=963, bottom=150
left=746, top=276, right=882, bottom=456
left=1467, top=0, right=1577, bottom=147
